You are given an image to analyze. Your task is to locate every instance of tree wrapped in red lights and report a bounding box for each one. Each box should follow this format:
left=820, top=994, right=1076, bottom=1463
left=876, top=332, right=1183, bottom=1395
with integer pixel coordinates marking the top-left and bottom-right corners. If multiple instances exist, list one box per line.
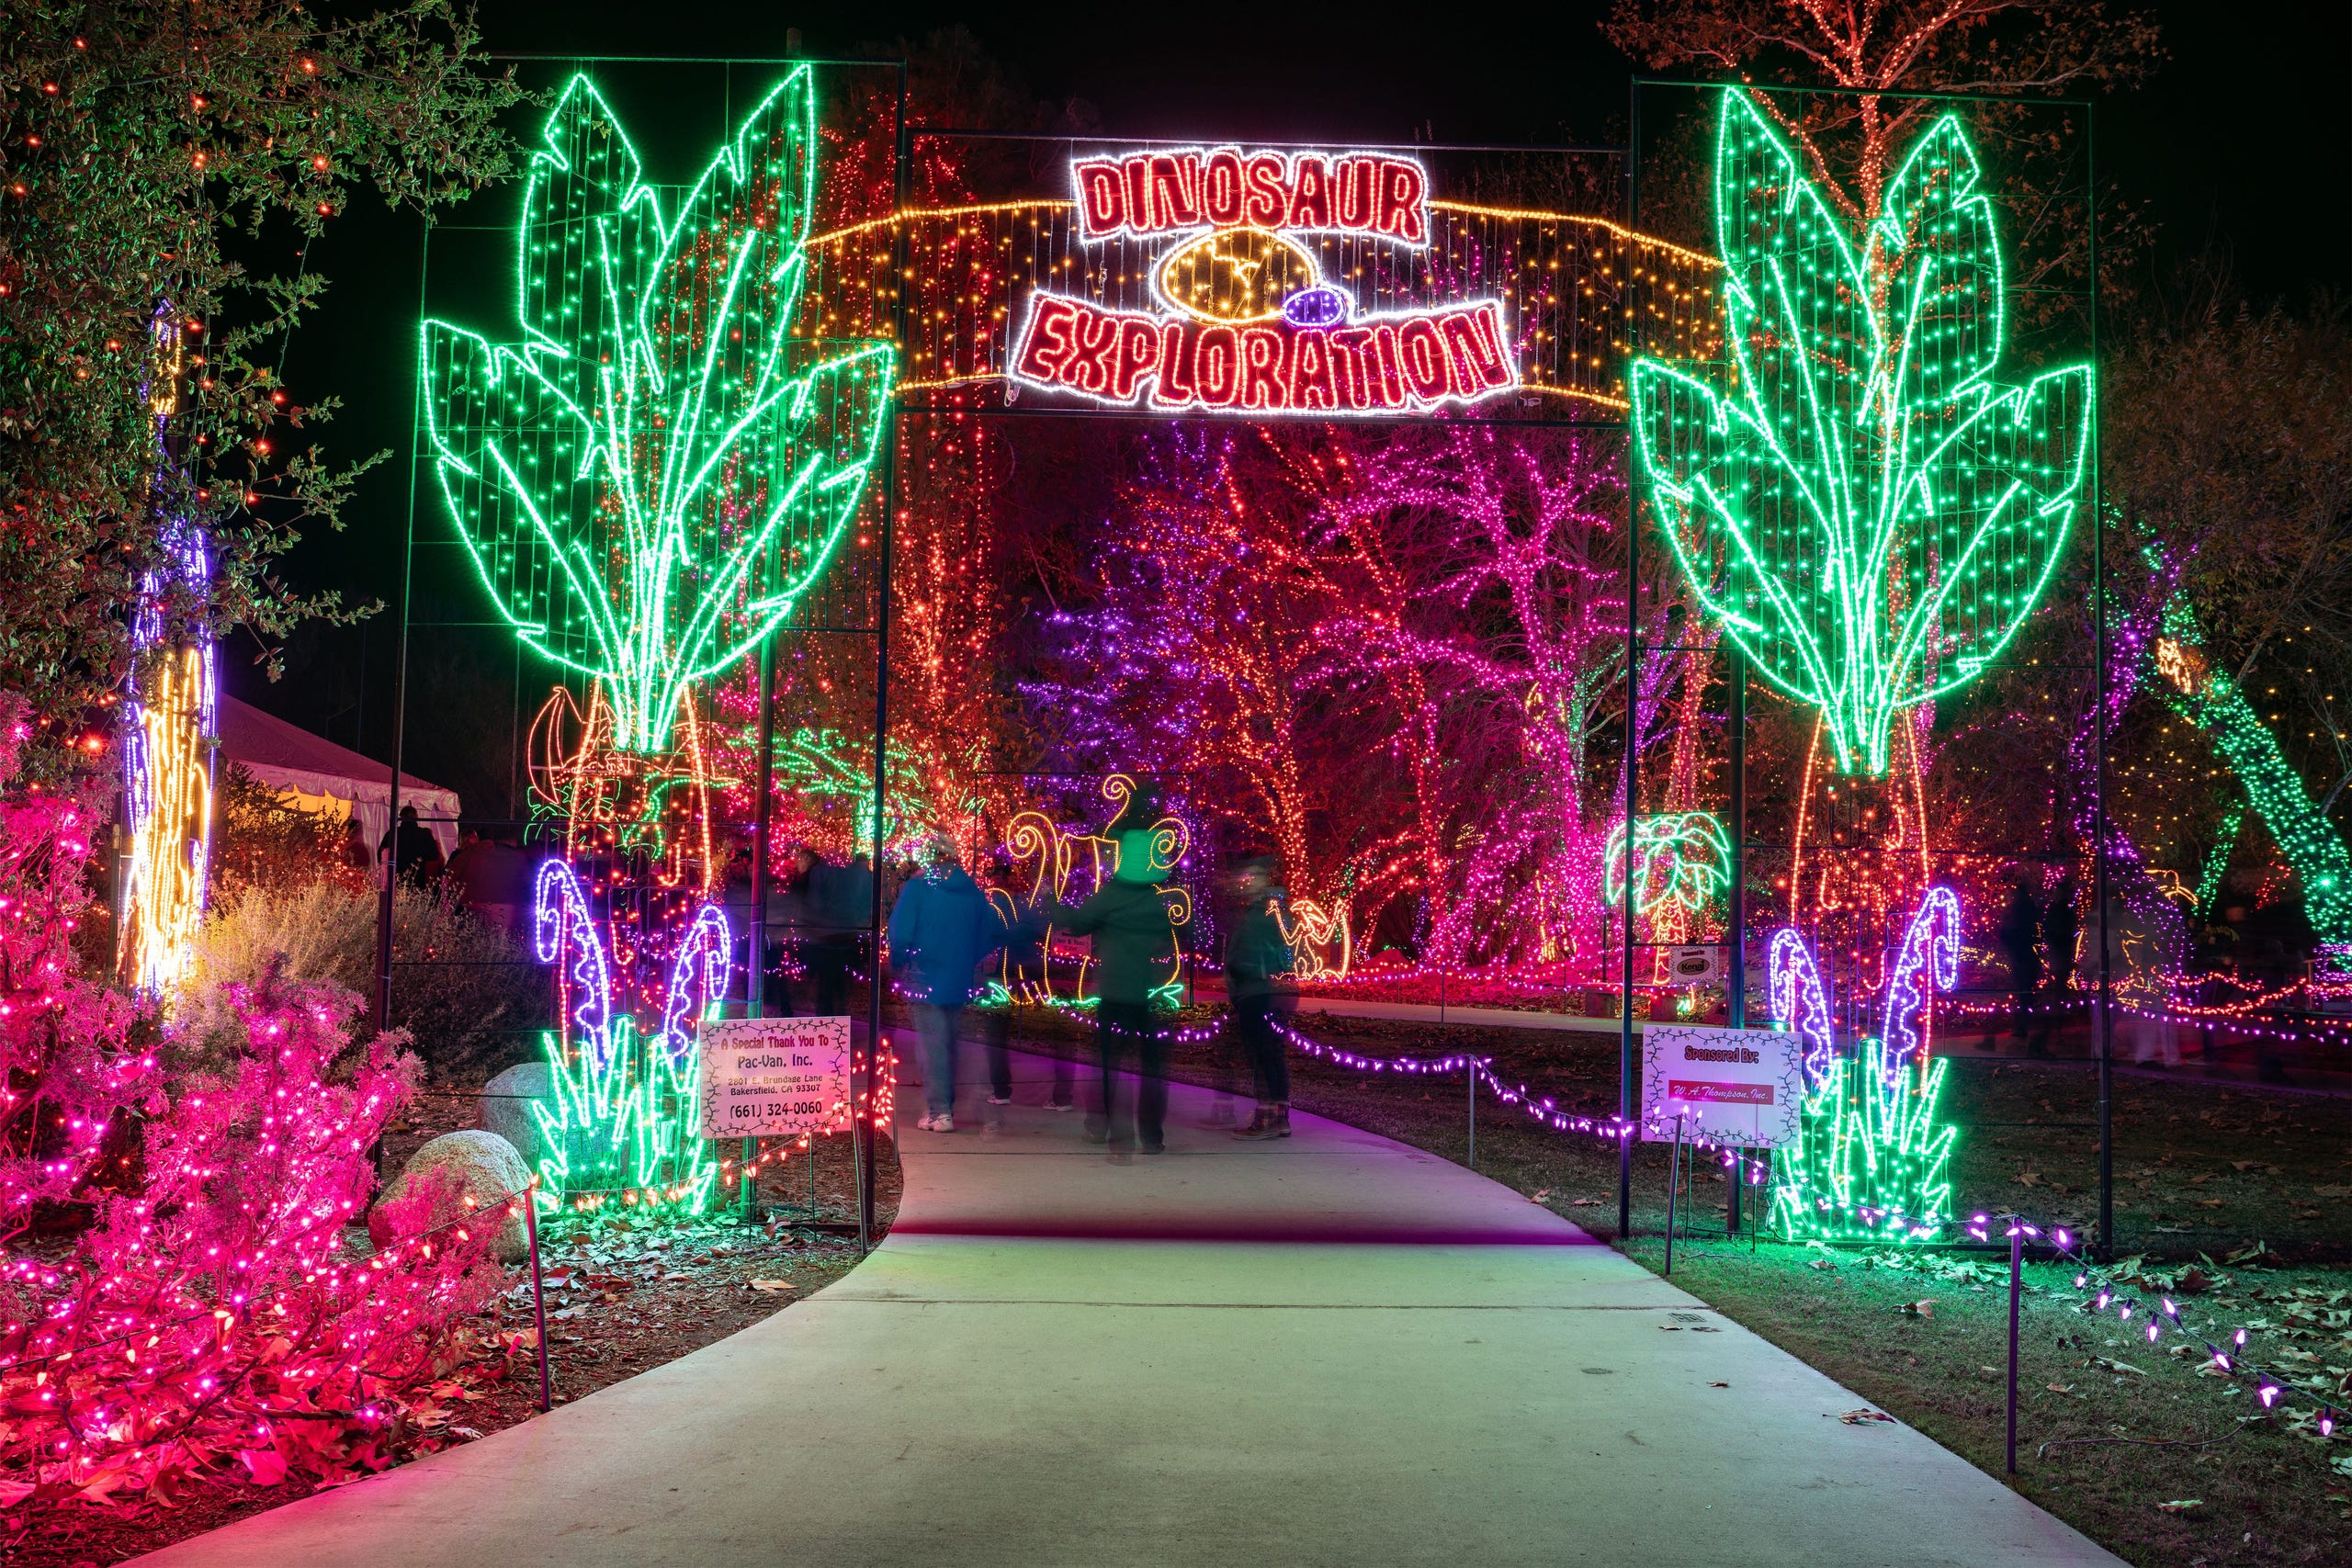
left=0, top=704, right=503, bottom=1508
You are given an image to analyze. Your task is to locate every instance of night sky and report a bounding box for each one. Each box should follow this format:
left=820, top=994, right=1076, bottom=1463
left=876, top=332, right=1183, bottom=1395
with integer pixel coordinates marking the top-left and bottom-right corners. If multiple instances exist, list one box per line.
left=237, top=3, right=2350, bottom=812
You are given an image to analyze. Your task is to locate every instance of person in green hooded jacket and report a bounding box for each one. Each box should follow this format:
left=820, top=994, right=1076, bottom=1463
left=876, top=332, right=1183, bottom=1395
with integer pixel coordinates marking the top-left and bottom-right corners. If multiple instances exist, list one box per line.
left=1050, top=815, right=1191, bottom=1155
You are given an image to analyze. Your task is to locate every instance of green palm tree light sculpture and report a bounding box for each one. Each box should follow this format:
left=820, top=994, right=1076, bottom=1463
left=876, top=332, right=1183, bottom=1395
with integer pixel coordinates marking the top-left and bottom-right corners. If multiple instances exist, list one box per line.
left=1633, top=93, right=2093, bottom=775
left=422, top=70, right=896, bottom=754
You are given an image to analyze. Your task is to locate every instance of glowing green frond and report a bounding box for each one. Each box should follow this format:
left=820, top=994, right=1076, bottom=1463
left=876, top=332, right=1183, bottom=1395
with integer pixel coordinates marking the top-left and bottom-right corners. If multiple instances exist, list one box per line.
left=421, top=70, right=897, bottom=752
left=1634, top=93, right=2093, bottom=774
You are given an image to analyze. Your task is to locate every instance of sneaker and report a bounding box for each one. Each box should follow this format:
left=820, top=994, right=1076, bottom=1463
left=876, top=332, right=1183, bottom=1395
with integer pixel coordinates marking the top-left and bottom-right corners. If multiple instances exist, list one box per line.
left=986, top=1093, right=1013, bottom=1106
left=914, top=1113, right=937, bottom=1132
left=1046, top=1100, right=1077, bottom=1112
left=1232, top=1120, right=1287, bottom=1140
left=931, top=1113, right=955, bottom=1134
left=1140, top=1140, right=1166, bottom=1155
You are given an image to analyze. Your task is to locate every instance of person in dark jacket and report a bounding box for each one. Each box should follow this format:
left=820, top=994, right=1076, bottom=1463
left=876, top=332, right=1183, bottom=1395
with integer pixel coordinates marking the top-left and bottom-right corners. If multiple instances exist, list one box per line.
left=888, top=833, right=1007, bottom=1134
left=1225, top=855, right=1297, bottom=1138
left=378, top=805, right=444, bottom=889
left=1051, top=822, right=1191, bottom=1155
left=1984, top=868, right=2043, bottom=1052
left=2034, top=875, right=2080, bottom=1055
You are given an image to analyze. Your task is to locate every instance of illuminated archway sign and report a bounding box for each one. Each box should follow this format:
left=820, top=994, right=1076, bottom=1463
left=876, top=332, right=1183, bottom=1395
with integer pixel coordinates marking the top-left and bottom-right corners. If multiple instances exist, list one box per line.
left=1012, top=146, right=1520, bottom=414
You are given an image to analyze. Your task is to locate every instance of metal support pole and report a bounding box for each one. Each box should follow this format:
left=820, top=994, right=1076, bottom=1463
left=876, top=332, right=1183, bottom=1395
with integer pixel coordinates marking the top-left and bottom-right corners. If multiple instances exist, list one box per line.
left=524, top=1185, right=551, bottom=1414
left=1727, top=642, right=1747, bottom=1235
left=741, top=627, right=776, bottom=1219
left=854, top=62, right=912, bottom=1257
left=374, top=217, right=428, bottom=1037
left=2088, top=102, right=2113, bottom=1260
left=1618, top=90, right=1642, bottom=1247
left=1663, top=1114, right=1684, bottom=1275
left=2006, top=1223, right=2023, bottom=1474
left=1465, top=1057, right=1476, bottom=1167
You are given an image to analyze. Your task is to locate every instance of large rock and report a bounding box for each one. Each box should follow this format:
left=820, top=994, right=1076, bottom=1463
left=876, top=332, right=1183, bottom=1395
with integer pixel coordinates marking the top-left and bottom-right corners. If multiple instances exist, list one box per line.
left=370, top=1129, right=532, bottom=1263
left=480, top=1059, right=554, bottom=1168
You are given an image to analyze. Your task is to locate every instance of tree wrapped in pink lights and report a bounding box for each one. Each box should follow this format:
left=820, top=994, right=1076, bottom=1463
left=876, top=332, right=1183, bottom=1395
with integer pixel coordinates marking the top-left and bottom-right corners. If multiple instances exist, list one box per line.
left=1030, top=423, right=1694, bottom=976
left=0, top=704, right=503, bottom=1507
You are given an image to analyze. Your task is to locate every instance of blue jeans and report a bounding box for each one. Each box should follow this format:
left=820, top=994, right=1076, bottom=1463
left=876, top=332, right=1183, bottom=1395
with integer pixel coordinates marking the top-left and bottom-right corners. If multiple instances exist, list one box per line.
left=914, top=1002, right=963, bottom=1117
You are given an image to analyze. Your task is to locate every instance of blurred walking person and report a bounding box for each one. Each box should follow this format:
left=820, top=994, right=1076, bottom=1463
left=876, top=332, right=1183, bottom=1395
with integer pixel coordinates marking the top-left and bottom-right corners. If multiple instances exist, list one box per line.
left=980, top=856, right=1074, bottom=1111
left=2033, top=874, right=2080, bottom=1055
left=888, top=832, right=1007, bottom=1134
left=1226, top=855, right=1297, bottom=1139
left=1052, top=805, right=1190, bottom=1156
left=1982, top=866, right=2042, bottom=1052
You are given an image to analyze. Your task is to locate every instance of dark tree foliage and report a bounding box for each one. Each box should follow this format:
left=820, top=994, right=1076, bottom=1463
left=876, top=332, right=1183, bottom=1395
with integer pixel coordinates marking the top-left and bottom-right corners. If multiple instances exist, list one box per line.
left=0, top=2, right=515, bottom=743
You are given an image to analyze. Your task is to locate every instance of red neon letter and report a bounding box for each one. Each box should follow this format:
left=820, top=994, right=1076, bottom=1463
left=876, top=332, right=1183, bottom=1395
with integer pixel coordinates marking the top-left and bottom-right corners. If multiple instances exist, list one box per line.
left=1123, top=157, right=1151, bottom=236
left=1396, top=316, right=1452, bottom=400
left=1075, top=161, right=1125, bottom=237
left=1288, top=330, right=1339, bottom=410
left=1239, top=327, right=1288, bottom=409
left=1287, top=154, right=1335, bottom=230
left=1195, top=326, right=1240, bottom=408
left=1154, top=320, right=1198, bottom=407
left=1440, top=306, right=1511, bottom=392
left=1329, top=328, right=1374, bottom=410
left=1203, top=150, right=1246, bottom=227
left=1336, top=157, right=1379, bottom=231
left=1375, top=160, right=1427, bottom=243
left=1013, top=297, right=1082, bottom=383
left=1112, top=317, right=1162, bottom=400
left=1367, top=323, right=1407, bottom=408
left=1147, top=153, right=1202, bottom=231
left=1065, top=303, right=1122, bottom=394
left=1243, top=153, right=1287, bottom=227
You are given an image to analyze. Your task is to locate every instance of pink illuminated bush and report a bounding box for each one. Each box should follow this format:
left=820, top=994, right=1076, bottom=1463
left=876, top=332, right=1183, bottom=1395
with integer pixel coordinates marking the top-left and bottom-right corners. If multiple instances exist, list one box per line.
left=0, top=700, right=508, bottom=1509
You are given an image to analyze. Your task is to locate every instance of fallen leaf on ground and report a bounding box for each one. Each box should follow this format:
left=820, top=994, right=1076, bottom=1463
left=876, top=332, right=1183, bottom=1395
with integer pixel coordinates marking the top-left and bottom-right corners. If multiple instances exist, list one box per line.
left=1530, top=1189, right=1552, bottom=1202
left=1657, top=1324, right=1683, bottom=1331
left=1708, top=1381, right=1729, bottom=1388
left=1838, top=1409, right=1895, bottom=1425
left=1570, top=1198, right=1601, bottom=1207
left=2015, top=1170, right=2043, bottom=1188
left=2155, top=1499, right=2204, bottom=1515
left=2046, top=1383, right=2075, bottom=1393
left=235, top=1449, right=287, bottom=1486
left=2088, top=1356, right=2148, bottom=1376
left=1808, top=1258, right=1837, bottom=1271
left=1901, top=1300, right=1936, bottom=1318
left=747, top=1278, right=797, bottom=1293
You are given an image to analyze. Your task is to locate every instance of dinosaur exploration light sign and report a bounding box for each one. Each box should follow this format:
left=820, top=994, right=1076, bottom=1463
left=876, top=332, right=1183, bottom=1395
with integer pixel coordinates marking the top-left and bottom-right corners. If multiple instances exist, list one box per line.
left=1011, top=146, right=1519, bottom=414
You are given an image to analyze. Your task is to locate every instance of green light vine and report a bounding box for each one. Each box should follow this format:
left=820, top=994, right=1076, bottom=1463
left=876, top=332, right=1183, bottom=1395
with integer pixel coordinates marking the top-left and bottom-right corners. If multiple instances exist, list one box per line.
left=2157, top=599, right=2352, bottom=972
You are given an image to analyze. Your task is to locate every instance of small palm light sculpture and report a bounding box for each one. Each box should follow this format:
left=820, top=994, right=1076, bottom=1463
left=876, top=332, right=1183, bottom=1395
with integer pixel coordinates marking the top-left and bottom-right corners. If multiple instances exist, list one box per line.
left=1633, top=93, right=2092, bottom=775
left=422, top=70, right=895, bottom=755
left=1604, top=810, right=1732, bottom=922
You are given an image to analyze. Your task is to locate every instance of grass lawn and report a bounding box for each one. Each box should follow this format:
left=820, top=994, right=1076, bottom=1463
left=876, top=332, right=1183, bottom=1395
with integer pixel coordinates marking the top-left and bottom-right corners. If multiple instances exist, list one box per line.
left=1004, top=1003, right=2352, bottom=1567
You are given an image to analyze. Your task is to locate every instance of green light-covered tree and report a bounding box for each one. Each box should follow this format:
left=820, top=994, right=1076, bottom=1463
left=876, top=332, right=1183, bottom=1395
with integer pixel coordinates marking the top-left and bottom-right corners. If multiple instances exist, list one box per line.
left=422, top=71, right=897, bottom=755
left=1631, top=93, right=2093, bottom=774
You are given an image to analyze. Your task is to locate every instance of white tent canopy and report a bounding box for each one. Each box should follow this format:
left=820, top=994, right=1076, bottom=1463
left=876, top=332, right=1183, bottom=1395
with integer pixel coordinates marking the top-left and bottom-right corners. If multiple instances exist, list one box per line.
left=216, top=694, right=461, bottom=860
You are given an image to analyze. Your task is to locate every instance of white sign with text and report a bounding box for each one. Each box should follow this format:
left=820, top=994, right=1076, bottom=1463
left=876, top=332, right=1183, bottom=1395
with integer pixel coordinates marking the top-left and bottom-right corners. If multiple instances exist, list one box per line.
left=1639, top=1024, right=1803, bottom=1148
left=698, top=1016, right=852, bottom=1138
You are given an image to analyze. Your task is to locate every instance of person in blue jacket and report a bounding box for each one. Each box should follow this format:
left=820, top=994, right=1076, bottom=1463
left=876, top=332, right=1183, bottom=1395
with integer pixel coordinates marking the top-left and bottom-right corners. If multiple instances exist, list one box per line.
left=888, top=832, right=1007, bottom=1134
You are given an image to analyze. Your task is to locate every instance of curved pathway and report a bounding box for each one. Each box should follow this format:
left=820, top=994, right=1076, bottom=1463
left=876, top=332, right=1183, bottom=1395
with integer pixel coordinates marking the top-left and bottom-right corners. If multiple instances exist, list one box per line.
left=140, top=1048, right=2117, bottom=1566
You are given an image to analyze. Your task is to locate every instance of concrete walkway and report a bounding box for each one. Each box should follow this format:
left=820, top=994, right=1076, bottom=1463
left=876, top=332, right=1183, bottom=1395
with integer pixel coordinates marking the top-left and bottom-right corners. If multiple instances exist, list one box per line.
left=140, top=1050, right=2119, bottom=1567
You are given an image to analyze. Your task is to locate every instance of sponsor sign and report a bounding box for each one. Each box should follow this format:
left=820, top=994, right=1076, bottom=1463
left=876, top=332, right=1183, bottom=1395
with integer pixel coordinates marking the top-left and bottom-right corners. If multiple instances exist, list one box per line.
left=1640, top=1023, right=1802, bottom=1148
left=698, top=1016, right=852, bottom=1139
